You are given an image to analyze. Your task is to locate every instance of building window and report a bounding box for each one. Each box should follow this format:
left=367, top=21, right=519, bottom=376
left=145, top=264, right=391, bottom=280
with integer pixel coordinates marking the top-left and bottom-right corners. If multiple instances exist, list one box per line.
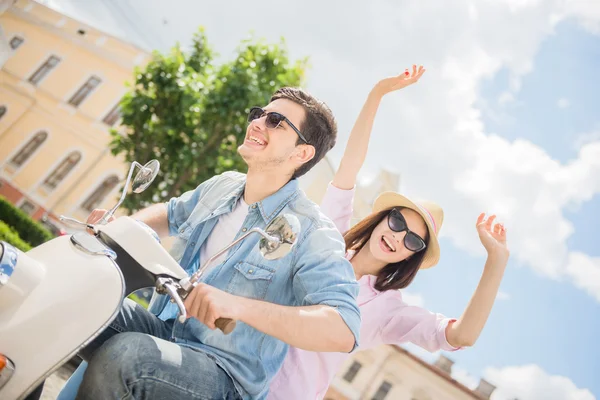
left=102, top=103, right=121, bottom=126
left=68, top=76, right=101, bottom=107
left=81, top=175, right=120, bottom=212
left=0, top=105, right=6, bottom=120
left=19, top=200, right=37, bottom=216
left=28, top=55, right=61, bottom=85
left=10, top=36, right=24, bottom=49
left=372, top=381, right=392, bottom=400
left=42, top=151, right=81, bottom=191
left=343, top=361, right=362, bottom=383
left=9, top=131, right=48, bottom=168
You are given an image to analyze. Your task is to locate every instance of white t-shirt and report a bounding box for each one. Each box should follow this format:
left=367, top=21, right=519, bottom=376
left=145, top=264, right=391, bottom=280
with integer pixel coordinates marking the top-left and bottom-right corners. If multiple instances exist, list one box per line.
left=198, top=196, right=249, bottom=274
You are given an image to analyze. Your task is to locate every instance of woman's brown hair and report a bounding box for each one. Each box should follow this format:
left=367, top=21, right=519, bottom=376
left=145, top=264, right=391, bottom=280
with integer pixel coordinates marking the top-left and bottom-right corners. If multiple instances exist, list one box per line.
left=344, top=207, right=429, bottom=291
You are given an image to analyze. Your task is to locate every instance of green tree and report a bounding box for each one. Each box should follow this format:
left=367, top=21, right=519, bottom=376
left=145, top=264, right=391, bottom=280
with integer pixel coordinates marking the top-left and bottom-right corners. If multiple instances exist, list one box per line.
left=110, top=28, right=307, bottom=212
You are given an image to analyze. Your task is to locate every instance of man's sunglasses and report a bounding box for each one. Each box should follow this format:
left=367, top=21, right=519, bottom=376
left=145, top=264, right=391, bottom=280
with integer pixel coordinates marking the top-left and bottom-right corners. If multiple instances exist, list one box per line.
left=247, top=107, right=309, bottom=144
left=387, top=208, right=427, bottom=253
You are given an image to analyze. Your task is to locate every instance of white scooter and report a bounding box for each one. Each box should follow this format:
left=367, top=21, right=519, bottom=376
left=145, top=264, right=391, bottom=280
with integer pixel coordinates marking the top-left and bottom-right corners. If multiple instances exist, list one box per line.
left=0, top=160, right=300, bottom=400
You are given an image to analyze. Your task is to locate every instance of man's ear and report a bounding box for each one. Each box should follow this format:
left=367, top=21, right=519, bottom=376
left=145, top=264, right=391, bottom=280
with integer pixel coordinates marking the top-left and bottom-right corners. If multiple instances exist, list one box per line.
left=293, top=144, right=315, bottom=166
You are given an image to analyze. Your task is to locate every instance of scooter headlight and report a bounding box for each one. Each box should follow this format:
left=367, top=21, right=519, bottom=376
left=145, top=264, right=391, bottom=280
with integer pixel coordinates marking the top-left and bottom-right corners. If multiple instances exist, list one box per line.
left=0, top=354, right=15, bottom=389
left=0, top=242, right=18, bottom=288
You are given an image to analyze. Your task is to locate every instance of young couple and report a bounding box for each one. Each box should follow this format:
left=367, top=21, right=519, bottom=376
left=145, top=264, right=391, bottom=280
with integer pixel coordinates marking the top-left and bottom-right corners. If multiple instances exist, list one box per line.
left=57, top=65, right=509, bottom=400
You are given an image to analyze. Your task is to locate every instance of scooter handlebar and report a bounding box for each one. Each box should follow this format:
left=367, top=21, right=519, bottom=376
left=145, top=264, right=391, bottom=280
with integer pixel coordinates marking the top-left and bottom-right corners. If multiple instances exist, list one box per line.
left=215, top=318, right=236, bottom=334
left=59, top=216, right=95, bottom=231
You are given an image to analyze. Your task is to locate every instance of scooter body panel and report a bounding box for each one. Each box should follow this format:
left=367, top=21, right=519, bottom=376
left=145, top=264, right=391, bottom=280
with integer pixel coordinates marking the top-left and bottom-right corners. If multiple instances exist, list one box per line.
left=0, top=236, right=124, bottom=400
left=98, top=217, right=187, bottom=280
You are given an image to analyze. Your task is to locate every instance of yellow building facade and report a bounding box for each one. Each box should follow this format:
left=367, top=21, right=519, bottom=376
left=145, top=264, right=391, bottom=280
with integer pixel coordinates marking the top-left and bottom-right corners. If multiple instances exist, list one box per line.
left=325, top=346, right=496, bottom=400
left=0, top=0, right=149, bottom=231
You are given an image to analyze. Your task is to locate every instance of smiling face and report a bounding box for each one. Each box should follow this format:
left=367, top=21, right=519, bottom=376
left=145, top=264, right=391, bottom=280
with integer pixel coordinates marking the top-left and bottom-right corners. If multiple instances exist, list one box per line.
left=368, top=207, right=428, bottom=265
left=238, top=98, right=308, bottom=176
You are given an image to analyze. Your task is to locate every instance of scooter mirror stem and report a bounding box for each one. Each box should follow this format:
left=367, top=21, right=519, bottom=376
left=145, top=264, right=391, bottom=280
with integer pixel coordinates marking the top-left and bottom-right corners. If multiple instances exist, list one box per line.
left=98, top=160, right=160, bottom=225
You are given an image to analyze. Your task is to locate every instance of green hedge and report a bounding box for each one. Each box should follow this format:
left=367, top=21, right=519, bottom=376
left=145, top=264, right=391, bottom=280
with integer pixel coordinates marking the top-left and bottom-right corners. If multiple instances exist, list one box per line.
left=0, top=221, right=32, bottom=252
left=0, top=196, right=54, bottom=246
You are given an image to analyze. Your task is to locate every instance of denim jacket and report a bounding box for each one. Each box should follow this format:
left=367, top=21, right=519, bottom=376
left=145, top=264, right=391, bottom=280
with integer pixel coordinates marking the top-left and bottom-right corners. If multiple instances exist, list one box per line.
left=147, top=171, right=361, bottom=400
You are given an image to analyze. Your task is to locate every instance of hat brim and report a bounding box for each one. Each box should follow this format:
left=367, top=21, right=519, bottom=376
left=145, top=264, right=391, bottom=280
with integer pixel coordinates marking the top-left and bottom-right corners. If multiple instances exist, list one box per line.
left=372, top=192, right=440, bottom=269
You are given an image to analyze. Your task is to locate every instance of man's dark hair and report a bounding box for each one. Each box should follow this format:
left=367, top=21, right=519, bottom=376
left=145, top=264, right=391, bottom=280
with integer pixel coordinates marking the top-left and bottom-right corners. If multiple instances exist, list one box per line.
left=270, top=87, right=337, bottom=179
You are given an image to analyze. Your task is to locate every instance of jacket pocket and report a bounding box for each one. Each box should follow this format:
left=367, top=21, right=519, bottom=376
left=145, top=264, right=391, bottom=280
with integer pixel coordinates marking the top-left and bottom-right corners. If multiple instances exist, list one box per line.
left=226, top=262, right=275, bottom=300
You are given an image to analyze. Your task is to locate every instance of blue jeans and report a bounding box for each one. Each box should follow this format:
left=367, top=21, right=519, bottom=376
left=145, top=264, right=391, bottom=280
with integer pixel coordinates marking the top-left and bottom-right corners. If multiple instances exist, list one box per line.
left=60, top=299, right=241, bottom=400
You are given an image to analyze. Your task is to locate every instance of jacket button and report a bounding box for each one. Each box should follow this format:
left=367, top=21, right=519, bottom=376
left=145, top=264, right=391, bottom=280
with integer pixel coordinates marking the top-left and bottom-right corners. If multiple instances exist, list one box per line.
left=242, top=228, right=247, bottom=232
left=248, top=269, right=253, bottom=274
left=252, top=204, right=257, bottom=209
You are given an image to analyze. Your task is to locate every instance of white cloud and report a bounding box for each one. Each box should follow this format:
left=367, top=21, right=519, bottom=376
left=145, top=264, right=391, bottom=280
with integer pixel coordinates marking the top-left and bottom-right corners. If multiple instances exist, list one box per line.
left=558, top=97, right=571, bottom=108
left=452, top=366, right=480, bottom=390
left=498, top=91, right=516, bottom=105
left=486, top=364, right=596, bottom=400
left=565, top=252, right=600, bottom=302
left=447, top=139, right=600, bottom=280
left=401, top=291, right=425, bottom=307
left=403, top=357, right=596, bottom=399
left=574, top=130, right=600, bottom=149
left=496, top=291, right=511, bottom=301
left=404, top=352, right=596, bottom=399
left=561, top=0, right=600, bottom=34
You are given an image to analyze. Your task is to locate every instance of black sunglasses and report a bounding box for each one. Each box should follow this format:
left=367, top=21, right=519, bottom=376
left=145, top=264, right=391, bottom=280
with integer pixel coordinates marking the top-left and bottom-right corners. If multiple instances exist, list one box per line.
left=387, top=208, right=427, bottom=253
left=247, top=107, right=310, bottom=144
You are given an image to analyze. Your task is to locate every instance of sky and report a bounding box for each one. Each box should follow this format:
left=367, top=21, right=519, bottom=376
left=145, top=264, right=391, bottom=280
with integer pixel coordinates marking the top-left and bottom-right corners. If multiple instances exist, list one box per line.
left=37, top=0, right=600, bottom=398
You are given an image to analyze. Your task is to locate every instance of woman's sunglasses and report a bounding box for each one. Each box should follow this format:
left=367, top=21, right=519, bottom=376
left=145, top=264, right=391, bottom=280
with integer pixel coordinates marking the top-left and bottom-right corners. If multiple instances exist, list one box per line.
left=387, top=208, right=427, bottom=253
left=247, top=107, right=310, bottom=144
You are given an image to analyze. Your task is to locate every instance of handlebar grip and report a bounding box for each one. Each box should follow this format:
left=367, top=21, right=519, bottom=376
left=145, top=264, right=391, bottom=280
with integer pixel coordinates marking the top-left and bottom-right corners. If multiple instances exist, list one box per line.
left=215, top=318, right=236, bottom=335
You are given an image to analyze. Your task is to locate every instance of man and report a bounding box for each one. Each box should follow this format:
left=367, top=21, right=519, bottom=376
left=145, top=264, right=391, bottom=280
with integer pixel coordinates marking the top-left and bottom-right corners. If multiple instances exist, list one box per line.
left=67, top=88, right=360, bottom=400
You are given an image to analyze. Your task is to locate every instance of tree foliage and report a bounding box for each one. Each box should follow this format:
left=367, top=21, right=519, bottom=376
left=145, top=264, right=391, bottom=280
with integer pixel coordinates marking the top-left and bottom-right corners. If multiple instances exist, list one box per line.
left=110, top=28, right=307, bottom=212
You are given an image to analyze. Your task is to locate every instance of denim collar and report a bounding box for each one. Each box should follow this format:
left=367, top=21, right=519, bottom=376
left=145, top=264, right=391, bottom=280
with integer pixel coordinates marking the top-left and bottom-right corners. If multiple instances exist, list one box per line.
left=255, top=178, right=300, bottom=223
left=212, top=176, right=300, bottom=224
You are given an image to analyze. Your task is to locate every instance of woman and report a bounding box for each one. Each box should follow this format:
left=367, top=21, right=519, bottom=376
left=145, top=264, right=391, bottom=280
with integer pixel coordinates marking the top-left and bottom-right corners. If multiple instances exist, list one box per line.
left=266, top=65, right=509, bottom=399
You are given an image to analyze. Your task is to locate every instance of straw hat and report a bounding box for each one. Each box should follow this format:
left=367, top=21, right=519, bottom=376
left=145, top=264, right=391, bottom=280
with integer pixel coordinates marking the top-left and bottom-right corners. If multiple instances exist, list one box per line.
left=372, top=192, right=444, bottom=269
